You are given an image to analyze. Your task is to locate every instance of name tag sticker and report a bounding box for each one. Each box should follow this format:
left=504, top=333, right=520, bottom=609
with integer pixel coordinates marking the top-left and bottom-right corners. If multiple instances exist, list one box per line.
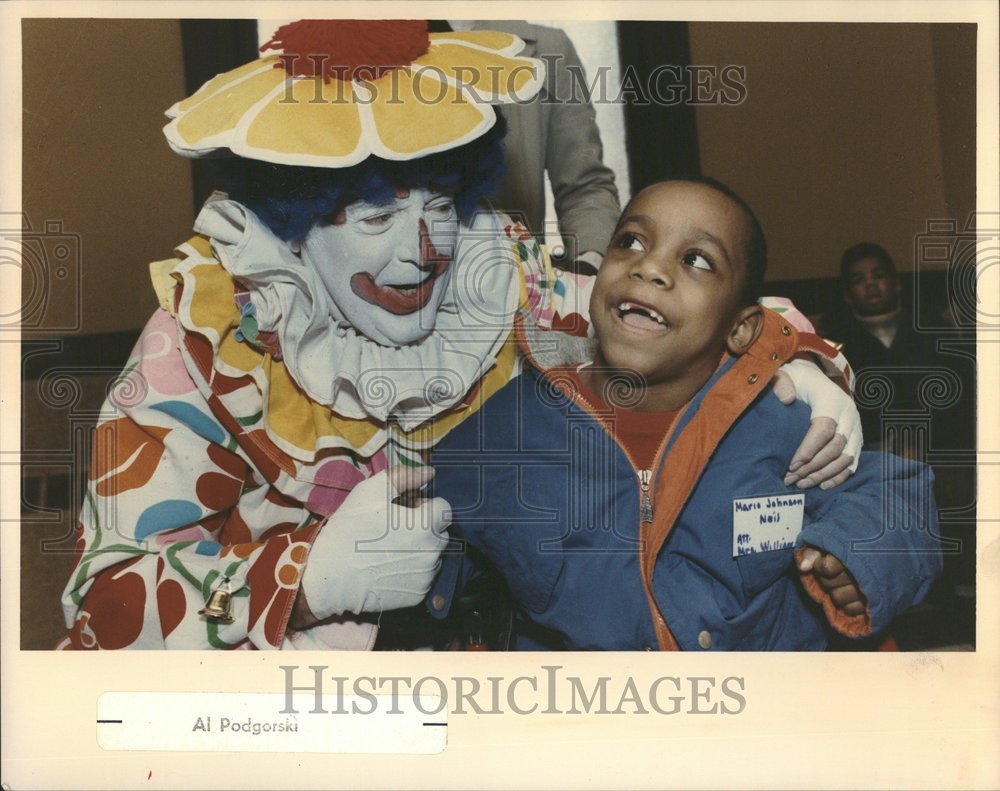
left=732, top=493, right=805, bottom=557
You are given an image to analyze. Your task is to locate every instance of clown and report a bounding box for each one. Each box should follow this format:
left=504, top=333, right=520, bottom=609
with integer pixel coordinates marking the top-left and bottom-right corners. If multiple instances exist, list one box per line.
left=61, top=21, right=860, bottom=650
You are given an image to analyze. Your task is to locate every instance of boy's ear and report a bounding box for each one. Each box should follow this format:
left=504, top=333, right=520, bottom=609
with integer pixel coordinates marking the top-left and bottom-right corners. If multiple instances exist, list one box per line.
left=726, top=304, right=764, bottom=355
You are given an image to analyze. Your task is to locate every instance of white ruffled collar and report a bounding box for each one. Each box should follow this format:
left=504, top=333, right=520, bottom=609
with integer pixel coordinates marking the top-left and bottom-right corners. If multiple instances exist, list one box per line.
left=193, top=199, right=519, bottom=430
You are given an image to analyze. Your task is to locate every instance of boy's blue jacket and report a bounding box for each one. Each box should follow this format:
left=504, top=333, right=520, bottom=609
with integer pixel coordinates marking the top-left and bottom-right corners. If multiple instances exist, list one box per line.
left=427, top=310, right=942, bottom=650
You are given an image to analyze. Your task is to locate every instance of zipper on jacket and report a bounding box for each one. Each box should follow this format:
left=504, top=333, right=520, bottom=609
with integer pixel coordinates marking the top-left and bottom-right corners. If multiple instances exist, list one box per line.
left=638, top=469, right=653, bottom=524
left=561, top=374, right=688, bottom=649
left=568, top=387, right=675, bottom=527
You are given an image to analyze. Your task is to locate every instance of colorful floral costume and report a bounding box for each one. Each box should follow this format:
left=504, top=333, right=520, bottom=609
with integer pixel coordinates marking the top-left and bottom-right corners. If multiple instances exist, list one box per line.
left=59, top=204, right=593, bottom=649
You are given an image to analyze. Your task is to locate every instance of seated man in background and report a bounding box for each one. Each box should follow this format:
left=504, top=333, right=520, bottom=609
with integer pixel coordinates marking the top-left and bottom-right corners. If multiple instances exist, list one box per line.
left=824, top=242, right=972, bottom=456
left=819, top=242, right=975, bottom=648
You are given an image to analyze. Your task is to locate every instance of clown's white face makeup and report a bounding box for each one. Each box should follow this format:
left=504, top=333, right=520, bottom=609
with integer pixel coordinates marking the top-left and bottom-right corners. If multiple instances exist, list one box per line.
left=295, top=188, right=459, bottom=346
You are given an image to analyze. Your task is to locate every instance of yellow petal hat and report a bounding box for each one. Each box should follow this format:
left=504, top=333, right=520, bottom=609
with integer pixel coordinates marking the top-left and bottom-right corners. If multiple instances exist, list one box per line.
left=164, top=19, right=545, bottom=168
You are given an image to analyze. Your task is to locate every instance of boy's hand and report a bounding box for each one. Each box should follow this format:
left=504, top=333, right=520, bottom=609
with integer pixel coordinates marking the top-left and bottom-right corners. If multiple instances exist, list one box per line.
left=797, top=546, right=866, bottom=616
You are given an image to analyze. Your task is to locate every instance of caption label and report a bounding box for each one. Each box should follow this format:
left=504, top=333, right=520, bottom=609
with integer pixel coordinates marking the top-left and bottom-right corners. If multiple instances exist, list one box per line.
left=97, top=691, right=446, bottom=754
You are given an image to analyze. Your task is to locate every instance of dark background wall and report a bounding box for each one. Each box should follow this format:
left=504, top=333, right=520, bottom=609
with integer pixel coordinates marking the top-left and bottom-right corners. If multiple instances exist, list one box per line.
left=21, top=19, right=195, bottom=335
left=20, top=19, right=201, bottom=649
left=690, top=22, right=975, bottom=285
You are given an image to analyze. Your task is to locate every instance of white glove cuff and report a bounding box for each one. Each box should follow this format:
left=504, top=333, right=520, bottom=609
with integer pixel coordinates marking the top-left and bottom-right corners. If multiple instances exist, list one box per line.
left=299, top=473, right=390, bottom=619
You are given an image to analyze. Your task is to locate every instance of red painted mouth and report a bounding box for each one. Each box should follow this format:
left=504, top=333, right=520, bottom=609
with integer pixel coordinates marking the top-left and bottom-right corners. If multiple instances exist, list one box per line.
left=350, top=220, right=452, bottom=315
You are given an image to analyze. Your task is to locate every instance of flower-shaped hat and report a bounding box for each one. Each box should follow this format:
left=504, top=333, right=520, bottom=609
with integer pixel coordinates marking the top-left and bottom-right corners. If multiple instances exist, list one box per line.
left=164, top=19, right=545, bottom=168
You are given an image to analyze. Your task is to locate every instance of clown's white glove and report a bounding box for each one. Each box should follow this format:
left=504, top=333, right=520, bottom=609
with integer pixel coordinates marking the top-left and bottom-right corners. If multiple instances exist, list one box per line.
left=772, top=359, right=863, bottom=489
left=300, top=467, right=450, bottom=619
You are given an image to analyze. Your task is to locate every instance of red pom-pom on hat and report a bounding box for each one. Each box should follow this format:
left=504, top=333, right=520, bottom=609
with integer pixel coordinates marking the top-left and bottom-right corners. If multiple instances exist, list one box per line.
left=262, top=19, right=431, bottom=82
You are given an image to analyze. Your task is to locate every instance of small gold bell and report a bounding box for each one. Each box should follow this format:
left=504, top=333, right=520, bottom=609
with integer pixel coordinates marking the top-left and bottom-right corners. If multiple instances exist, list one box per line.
left=199, top=578, right=234, bottom=623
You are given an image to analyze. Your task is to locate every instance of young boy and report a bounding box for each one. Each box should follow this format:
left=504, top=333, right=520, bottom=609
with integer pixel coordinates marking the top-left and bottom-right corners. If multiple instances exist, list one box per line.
left=426, top=178, right=942, bottom=650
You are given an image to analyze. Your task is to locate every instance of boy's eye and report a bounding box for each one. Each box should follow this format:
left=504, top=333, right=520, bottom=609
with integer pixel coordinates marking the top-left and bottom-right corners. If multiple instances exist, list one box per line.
left=615, top=232, right=645, bottom=252
left=683, top=251, right=713, bottom=271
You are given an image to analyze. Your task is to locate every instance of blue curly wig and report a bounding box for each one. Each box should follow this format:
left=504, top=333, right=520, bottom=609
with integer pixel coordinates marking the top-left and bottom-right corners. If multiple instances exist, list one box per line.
left=211, top=115, right=507, bottom=242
